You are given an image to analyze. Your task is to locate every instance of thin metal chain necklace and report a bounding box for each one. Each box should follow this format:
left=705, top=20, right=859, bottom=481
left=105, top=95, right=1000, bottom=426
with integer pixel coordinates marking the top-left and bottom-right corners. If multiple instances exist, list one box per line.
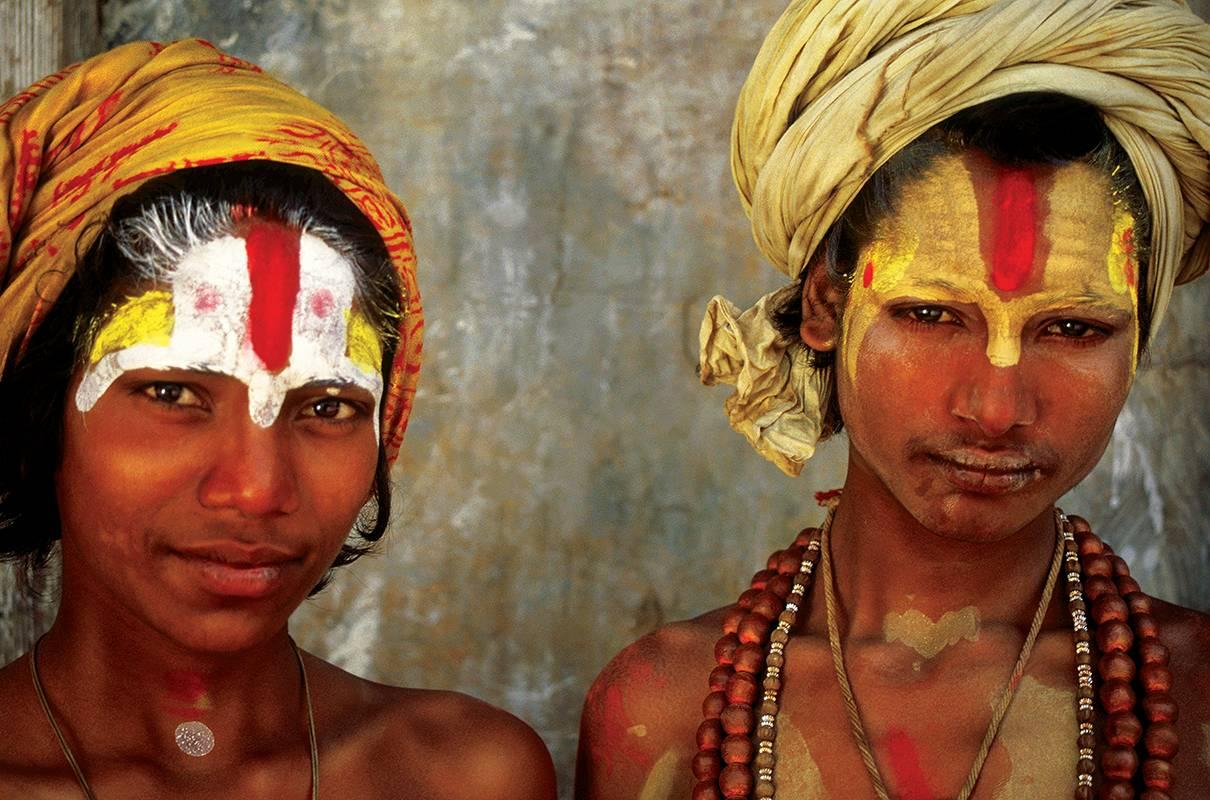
left=29, top=636, right=319, bottom=800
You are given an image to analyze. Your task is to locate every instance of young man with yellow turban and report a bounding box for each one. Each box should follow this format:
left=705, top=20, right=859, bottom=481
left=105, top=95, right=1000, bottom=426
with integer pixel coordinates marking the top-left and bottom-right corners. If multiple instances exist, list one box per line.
left=0, top=40, right=555, bottom=798
left=577, top=2, right=1210, bottom=798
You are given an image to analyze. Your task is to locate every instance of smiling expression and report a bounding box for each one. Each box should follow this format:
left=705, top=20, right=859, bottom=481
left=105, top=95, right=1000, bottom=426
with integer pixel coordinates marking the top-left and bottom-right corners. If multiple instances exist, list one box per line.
left=834, top=153, right=1140, bottom=538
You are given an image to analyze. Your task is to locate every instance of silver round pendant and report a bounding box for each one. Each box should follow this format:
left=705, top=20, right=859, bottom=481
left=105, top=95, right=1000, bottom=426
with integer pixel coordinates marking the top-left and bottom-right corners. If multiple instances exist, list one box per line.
left=174, top=721, right=215, bottom=757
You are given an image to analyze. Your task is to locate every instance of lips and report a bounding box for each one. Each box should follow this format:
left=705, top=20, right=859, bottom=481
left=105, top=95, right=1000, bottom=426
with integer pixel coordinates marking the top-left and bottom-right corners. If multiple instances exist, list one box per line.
left=928, top=448, right=1044, bottom=495
left=170, top=541, right=301, bottom=598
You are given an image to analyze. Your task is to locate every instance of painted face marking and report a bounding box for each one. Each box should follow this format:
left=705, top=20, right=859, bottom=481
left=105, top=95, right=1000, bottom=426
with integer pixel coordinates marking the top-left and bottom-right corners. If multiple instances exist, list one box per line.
left=883, top=728, right=933, bottom=800
left=637, top=751, right=679, bottom=800
left=76, top=229, right=383, bottom=429
left=775, top=712, right=829, bottom=799
left=842, top=156, right=1139, bottom=382
left=990, top=676, right=1077, bottom=799
left=989, top=167, right=1039, bottom=293
left=883, top=606, right=980, bottom=660
left=245, top=221, right=301, bottom=373
left=163, top=670, right=214, bottom=718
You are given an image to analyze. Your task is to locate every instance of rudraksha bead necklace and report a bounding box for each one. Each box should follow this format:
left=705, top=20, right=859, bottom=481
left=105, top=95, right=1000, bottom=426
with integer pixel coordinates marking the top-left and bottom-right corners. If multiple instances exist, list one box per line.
left=692, top=504, right=1179, bottom=800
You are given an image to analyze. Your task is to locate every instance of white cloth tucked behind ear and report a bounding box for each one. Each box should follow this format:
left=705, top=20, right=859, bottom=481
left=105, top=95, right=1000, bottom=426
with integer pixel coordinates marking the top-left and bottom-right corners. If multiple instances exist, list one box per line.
left=702, top=0, right=1210, bottom=475
left=699, top=288, right=824, bottom=476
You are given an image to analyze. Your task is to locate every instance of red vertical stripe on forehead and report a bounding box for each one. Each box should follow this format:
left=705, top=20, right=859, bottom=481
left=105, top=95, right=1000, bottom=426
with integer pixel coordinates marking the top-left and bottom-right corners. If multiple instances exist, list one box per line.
left=991, top=167, right=1038, bottom=293
left=245, top=222, right=301, bottom=373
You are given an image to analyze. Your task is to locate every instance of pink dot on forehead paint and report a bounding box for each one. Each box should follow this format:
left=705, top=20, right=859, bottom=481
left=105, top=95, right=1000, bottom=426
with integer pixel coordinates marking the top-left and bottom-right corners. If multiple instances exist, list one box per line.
left=309, top=289, right=335, bottom=318
left=990, top=167, right=1038, bottom=293
left=245, top=222, right=302, bottom=373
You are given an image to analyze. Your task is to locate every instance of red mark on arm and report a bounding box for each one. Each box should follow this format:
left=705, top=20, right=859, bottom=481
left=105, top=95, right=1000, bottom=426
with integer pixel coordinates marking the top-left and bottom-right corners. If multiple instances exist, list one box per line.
left=991, top=168, right=1037, bottom=293
left=884, top=728, right=933, bottom=800
left=245, top=222, right=301, bottom=372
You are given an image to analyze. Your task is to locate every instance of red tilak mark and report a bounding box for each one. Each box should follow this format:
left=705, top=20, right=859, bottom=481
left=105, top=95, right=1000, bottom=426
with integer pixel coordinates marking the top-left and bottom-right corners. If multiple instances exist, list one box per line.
left=1121, top=227, right=1137, bottom=289
left=991, top=168, right=1037, bottom=293
left=884, top=729, right=933, bottom=800
left=862, top=260, right=875, bottom=288
left=245, top=222, right=301, bottom=372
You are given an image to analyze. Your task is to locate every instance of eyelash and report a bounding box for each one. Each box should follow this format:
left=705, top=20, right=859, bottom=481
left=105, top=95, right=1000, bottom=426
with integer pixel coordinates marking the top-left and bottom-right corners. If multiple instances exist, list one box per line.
left=893, top=306, right=1115, bottom=344
left=137, top=382, right=371, bottom=428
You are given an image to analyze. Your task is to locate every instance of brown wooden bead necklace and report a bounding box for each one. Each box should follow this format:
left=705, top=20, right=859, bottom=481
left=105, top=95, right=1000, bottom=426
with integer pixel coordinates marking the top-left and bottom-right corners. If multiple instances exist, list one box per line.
left=692, top=501, right=1179, bottom=800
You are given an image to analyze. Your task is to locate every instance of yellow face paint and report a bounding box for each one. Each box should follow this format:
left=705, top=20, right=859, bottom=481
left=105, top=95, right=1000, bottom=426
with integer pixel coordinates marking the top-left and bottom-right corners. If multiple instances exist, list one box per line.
left=841, top=155, right=1140, bottom=385
left=882, top=606, right=980, bottom=660
left=345, top=309, right=383, bottom=373
left=637, top=750, right=680, bottom=800
left=991, top=676, right=1077, bottom=799
left=89, top=290, right=175, bottom=365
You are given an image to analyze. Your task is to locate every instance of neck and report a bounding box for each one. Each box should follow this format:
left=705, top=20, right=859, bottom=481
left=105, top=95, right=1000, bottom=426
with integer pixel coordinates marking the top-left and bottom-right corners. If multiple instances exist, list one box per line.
left=817, top=455, right=1062, bottom=644
left=35, top=587, right=308, bottom=770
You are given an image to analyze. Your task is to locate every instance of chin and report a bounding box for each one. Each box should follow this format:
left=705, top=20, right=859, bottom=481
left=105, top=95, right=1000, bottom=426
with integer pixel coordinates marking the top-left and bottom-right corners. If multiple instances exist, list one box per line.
left=902, top=487, right=1056, bottom=544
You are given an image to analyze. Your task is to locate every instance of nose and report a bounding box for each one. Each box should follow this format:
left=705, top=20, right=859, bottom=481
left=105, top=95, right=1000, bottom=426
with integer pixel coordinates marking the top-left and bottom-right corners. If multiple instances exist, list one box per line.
left=950, top=359, right=1038, bottom=439
left=198, top=416, right=300, bottom=517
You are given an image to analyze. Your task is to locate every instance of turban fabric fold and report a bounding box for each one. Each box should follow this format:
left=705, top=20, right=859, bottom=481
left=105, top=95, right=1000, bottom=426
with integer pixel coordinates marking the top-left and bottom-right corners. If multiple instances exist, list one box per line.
left=703, top=0, right=1210, bottom=476
left=0, top=39, right=423, bottom=465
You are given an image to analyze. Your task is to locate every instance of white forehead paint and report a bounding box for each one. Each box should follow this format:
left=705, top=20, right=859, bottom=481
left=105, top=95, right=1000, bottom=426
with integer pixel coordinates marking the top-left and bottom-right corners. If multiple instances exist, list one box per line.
left=76, top=230, right=383, bottom=432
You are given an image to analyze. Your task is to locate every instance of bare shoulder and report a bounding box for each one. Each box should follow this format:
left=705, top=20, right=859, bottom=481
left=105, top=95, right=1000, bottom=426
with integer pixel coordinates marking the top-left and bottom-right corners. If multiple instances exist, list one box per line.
left=575, top=609, right=727, bottom=800
left=304, top=654, right=555, bottom=800
left=1149, top=598, right=1210, bottom=795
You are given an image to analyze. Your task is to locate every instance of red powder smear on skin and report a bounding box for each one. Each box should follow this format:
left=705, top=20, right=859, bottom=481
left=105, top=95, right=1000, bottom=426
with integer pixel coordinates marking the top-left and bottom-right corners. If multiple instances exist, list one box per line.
left=1122, top=227, right=1137, bottom=289
left=862, top=260, right=875, bottom=289
left=991, top=167, right=1038, bottom=293
left=884, top=728, right=933, bottom=800
left=245, top=222, right=301, bottom=372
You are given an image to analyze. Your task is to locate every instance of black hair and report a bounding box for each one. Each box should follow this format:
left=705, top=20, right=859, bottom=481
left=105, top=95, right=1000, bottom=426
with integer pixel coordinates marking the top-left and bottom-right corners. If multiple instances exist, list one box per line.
left=770, top=92, right=1152, bottom=439
left=0, top=161, right=402, bottom=594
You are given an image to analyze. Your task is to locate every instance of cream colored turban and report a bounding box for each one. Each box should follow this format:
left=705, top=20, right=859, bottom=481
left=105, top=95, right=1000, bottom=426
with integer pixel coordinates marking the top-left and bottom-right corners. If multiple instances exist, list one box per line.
left=702, top=0, right=1210, bottom=476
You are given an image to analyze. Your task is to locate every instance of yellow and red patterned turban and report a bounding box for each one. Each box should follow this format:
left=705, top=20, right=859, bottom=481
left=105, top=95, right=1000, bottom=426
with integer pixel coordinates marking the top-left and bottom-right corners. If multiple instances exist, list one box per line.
left=703, top=0, right=1210, bottom=476
left=0, top=38, right=422, bottom=465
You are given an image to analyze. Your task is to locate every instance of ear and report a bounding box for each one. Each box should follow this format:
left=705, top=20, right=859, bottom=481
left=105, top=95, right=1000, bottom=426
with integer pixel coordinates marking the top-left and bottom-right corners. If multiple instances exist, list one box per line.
left=798, top=260, right=845, bottom=352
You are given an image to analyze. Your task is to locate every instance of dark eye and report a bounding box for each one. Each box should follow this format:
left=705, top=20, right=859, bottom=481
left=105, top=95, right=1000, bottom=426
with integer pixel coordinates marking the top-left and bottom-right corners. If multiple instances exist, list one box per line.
left=1044, top=319, right=1103, bottom=339
left=905, top=306, right=956, bottom=325
left=142, top=382, right=203, bottom=407
left=304, top=397, right=359, bottom=421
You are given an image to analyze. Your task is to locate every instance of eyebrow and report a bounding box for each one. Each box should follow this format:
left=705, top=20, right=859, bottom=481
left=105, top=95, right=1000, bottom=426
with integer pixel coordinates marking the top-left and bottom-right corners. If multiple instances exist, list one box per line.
left=883, top=277, right=972, bottom=297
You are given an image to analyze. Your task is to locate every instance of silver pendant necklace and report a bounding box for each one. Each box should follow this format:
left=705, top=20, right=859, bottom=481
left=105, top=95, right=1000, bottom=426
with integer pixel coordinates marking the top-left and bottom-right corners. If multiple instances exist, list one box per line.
left=29, top=636, right=319, bottom=799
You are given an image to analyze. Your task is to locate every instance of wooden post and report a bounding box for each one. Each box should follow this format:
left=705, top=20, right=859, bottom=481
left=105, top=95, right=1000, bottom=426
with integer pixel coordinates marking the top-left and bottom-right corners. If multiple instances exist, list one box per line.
left=0, top=0, right=99, bottom=666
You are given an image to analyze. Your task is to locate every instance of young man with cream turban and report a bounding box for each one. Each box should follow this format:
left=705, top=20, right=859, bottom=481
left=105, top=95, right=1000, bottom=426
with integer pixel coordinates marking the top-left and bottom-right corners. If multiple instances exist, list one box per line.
left=577, top=2, right=1210, bottom=798
left=0, top=40, right=555, bottom=798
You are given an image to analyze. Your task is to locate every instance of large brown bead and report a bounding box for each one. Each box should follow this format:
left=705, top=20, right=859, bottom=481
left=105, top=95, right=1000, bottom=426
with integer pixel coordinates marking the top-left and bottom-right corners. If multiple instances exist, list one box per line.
left=1098, top=779, right=1135, bottom=800
left=692, top=779, right=723, bottom=800
left=1084, top=555, right=1113, bottom=578
left=1132, top=613, right=1160, bottom=641
left=726, top=672, right=759, bottom=706
left=766, top=550, right=785, bottom=571
left=720, top=703, right=753, bottom=735
left=1140, top=663, right=1173, bottom=695
left=767, top=573, right=793, bottom=599
left=1116, top=576, right=1142, bottom=596
left=721, top=734, right=753, bottom=765
left=1084, top=576, right=1117, bottom=602
left=1109, top=554, right=1131, bottom=577
left=1142, top=758, right=1174, bottom=790
left=1124, top=591, right=1152, bottom=616
left=692, top=750, right=723, bottom=780
left=738, top=589, right=762, bottom=610
left=1138, top=639, right=1170, bottom=666
left=794, top=528, right=816, bottom=547
left=721, top=607, right=745, bottom=636
left=1144, top=722, right=1179, bottom=759
left=738, top=613, right=773, bottom=645
left=1097, top=621, right=1134, bottom=654
left=1142, top=693, right=1178, bottom=723
left=1105, top=712, right=1142, bottom=747
left=703, top=691, right=727, bottom=719
left=1099, top=652, right=1136, bottom=683
left=710, top=665, right=734, bottom=692
left=776, top=547, right=804, bottom=575
left=733, top=643, right=765, bottom=675
left=715, top=634, right=740, bottom=665
left=750, top=569, right=775, bottom=591
left=1092, top=594, right=1129, bottom=624
left=697, top=719, right=724, bottom=750
left=750, top=591, right=784, bottom=621
left=1100, top=679, right=1137, bottom=714
left=719, top=764, right=754, bottom=799
left=1101, top=746, right=1140, bottom=780
left=1140, top=792, right=1172, bottom=800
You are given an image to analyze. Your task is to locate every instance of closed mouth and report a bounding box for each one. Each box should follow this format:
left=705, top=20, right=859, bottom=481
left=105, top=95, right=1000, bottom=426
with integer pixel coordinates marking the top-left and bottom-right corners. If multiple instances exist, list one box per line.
left=928, top=450, right=1043, bottom=495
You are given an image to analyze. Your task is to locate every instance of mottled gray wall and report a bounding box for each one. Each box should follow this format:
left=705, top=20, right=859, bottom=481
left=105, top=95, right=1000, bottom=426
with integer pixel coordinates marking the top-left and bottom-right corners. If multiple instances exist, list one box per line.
left=2, top=1, right=1207, bottom=795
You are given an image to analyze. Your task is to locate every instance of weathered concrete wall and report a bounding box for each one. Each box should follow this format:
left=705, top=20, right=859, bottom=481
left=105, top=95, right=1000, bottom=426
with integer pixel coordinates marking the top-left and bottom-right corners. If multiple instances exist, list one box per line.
left=0, top=2, right=1206, bottom=794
